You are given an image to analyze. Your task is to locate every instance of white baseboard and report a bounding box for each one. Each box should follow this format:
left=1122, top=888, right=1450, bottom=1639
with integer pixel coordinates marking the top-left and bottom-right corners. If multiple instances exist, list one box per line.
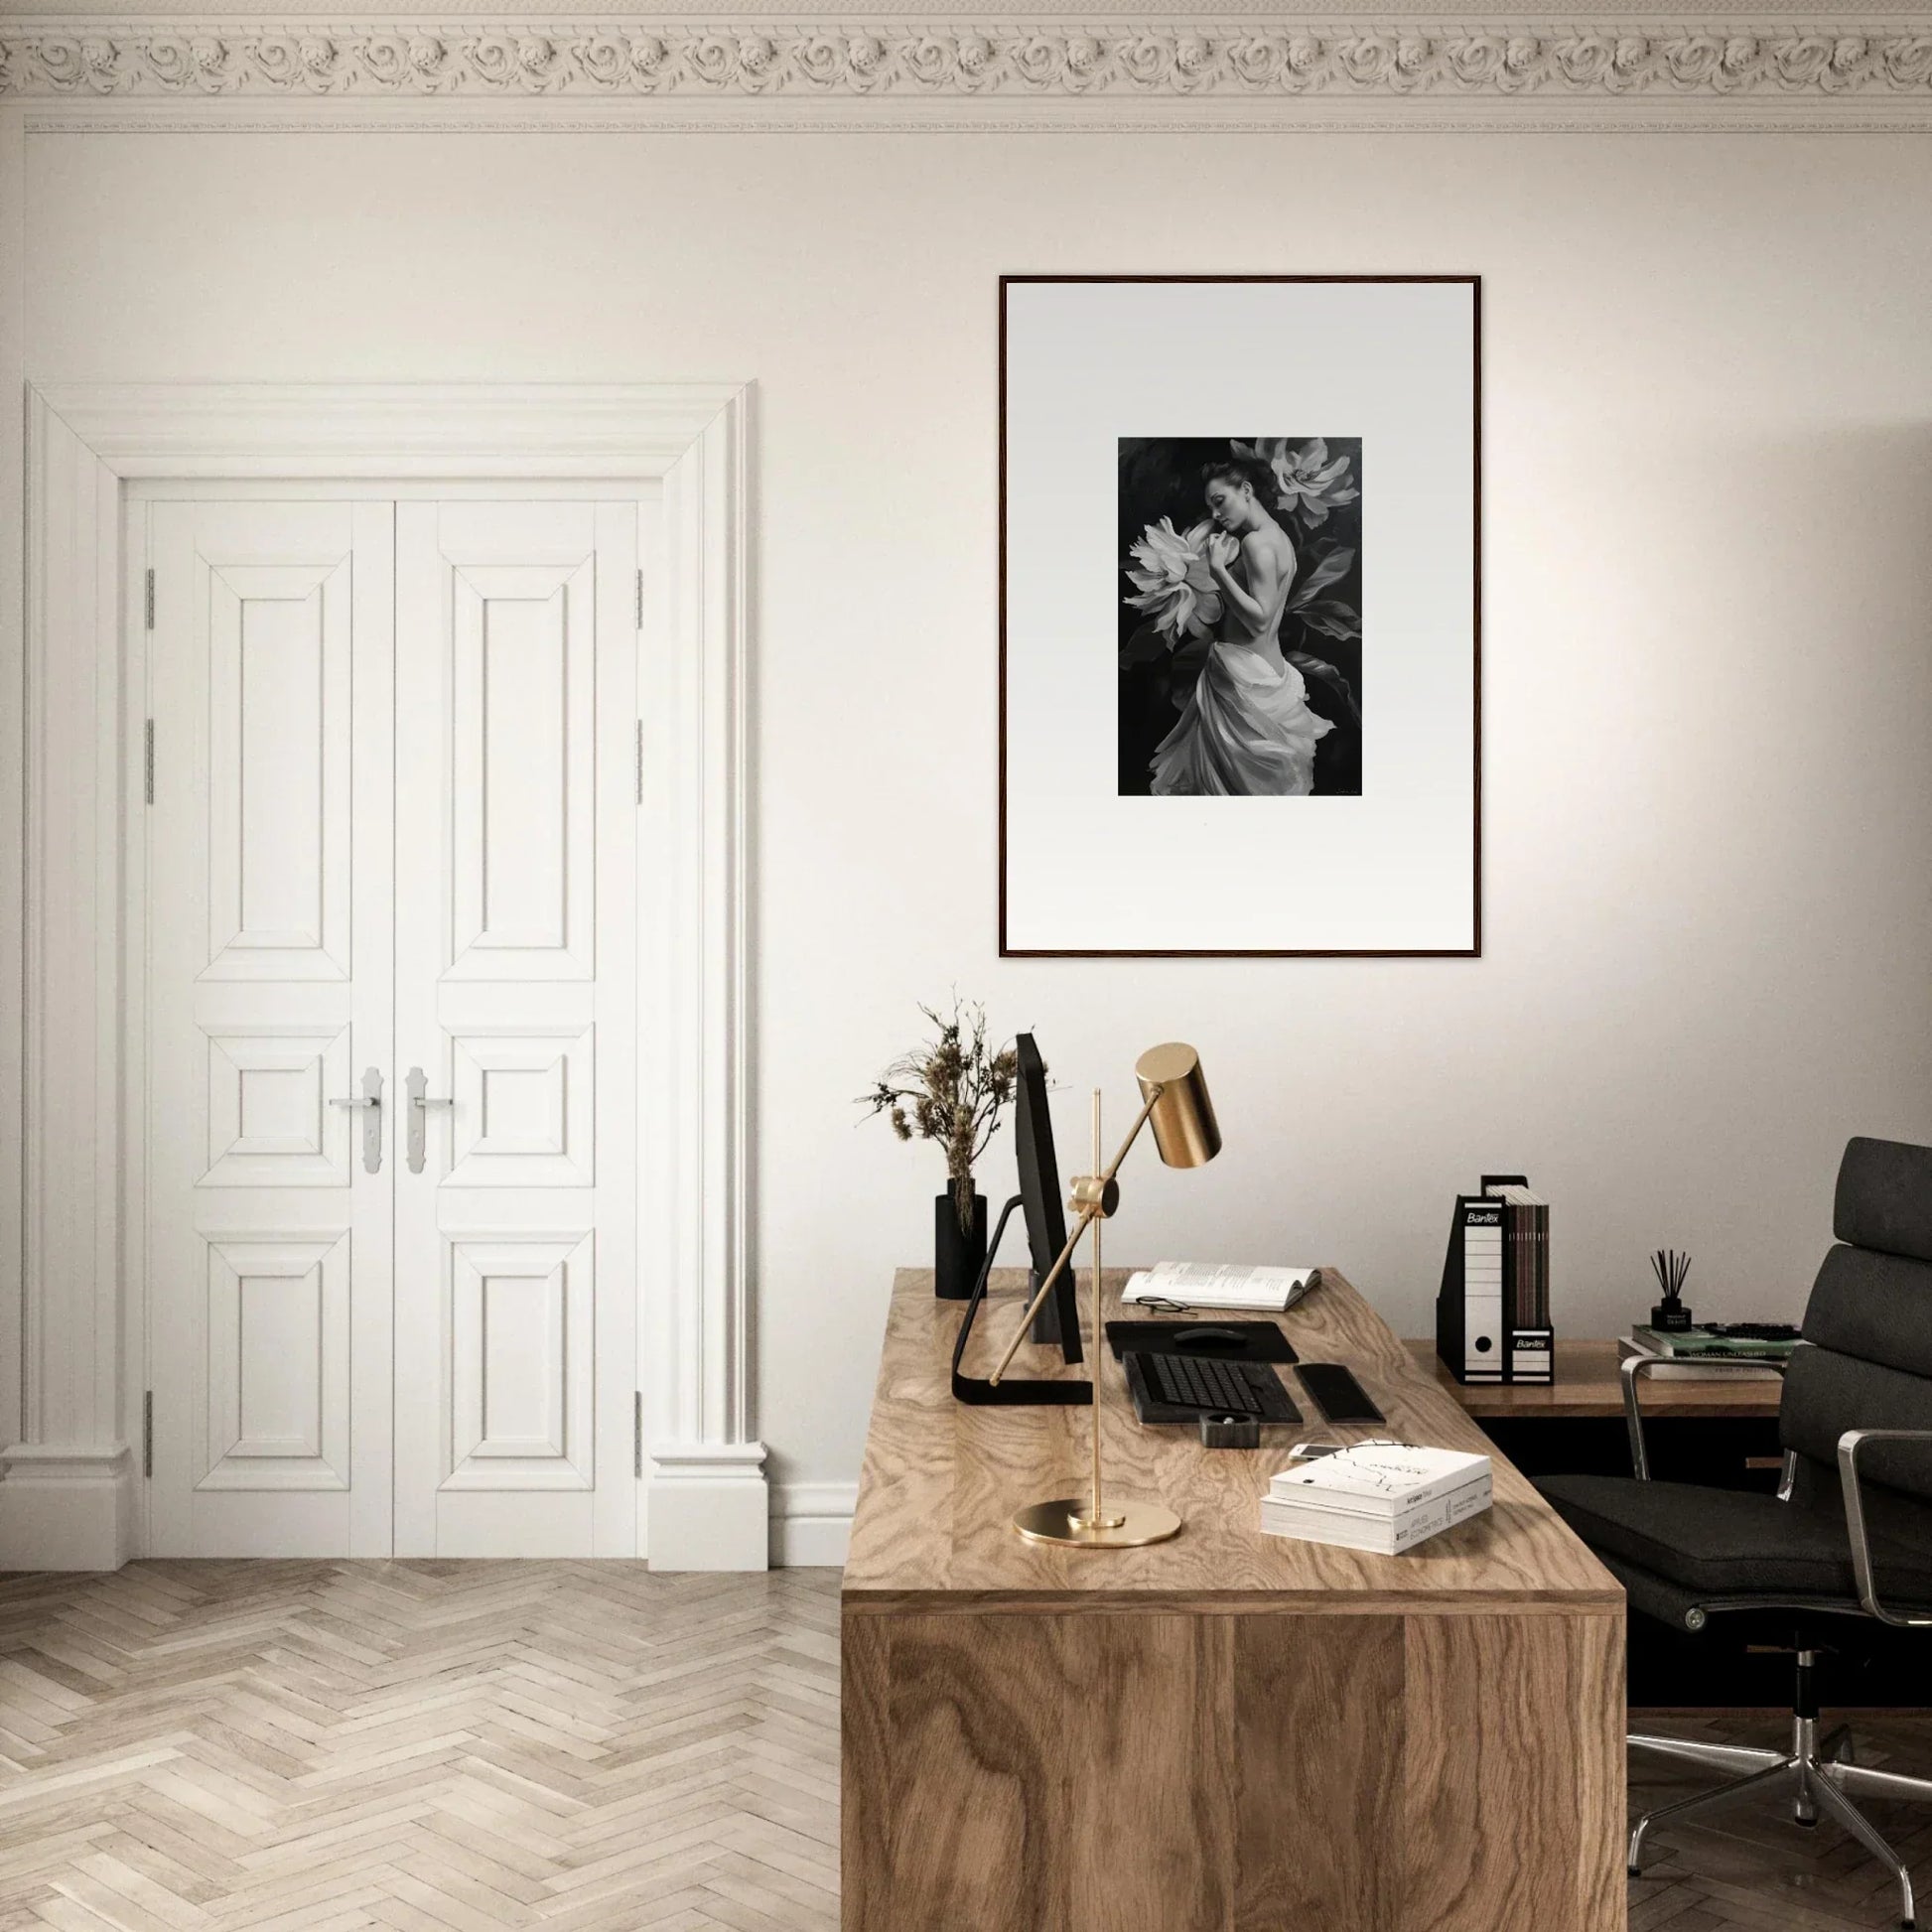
left=645, top=1442, right=770, bottom=1571
left=770, top=1480, right=855, bottom=1568
left=0, top=1446, right=136, bottom=1572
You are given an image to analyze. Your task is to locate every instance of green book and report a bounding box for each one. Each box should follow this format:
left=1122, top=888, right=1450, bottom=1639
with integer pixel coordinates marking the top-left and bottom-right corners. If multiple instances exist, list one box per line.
left=1631, top=1325, right=1798, bottom=1361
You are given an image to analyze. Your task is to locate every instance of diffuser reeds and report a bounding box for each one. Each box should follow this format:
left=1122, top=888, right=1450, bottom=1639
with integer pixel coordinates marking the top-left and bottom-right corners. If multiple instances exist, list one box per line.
left=1650, top=1249, right=1692, bottom=1306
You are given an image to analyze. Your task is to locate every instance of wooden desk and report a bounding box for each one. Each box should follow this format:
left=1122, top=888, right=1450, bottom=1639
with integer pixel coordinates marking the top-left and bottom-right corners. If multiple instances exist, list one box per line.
left=1407, top=1337, right=1784, bottom=1420
left=843, top=1269, right=1626, bottom=1932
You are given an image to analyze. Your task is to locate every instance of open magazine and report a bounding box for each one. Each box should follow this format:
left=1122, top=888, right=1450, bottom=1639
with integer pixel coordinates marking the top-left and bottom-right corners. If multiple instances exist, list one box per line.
left=1121, top=1262, right=1318, bottom=1312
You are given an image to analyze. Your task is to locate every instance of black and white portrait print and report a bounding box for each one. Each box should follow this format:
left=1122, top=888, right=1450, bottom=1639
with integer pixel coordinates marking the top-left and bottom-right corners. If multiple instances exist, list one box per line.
left=1118, top=437, right=1362, bottom=797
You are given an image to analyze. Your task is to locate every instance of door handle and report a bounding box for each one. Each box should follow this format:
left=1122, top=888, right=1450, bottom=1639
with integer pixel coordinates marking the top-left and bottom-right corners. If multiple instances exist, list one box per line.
left=405, top=1066, right=454, bottom=1175
left=330, top=1066, right=385, bottom=1174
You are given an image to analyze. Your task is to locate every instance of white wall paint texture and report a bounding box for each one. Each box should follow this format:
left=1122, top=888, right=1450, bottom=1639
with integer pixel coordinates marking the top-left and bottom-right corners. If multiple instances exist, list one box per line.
left=25, top=128, right=1932, bottom=1502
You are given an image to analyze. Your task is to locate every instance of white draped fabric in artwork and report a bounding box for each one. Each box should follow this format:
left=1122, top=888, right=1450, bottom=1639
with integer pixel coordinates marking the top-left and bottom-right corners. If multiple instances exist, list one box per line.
left=1149, top=642, right=1333, bottom=796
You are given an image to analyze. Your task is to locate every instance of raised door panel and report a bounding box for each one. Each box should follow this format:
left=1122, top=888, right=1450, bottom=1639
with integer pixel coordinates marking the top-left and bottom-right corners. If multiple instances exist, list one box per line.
left=448, top=565, right=595, bottom=980
left=446, top=1232, right=594, bottom=1489
left=393, top=499, right=639, bottom=1559
left=145, top=499, right=394, bottom=1560
left=447, top=1027, right=595, bottom=1187
left=201, top=1233, right=350, bottom=1490
left=203, top=561, right=352, bottom=981
left=203, top=1025, right=353, bottom=1187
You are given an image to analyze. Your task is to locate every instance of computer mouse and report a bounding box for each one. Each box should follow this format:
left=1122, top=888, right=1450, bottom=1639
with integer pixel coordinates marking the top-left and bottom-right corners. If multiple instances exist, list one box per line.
left=1174, top=1326, right=1246, bottom=1350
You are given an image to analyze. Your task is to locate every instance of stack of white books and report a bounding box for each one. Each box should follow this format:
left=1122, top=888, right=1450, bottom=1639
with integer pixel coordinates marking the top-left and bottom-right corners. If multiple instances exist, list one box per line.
left=1260, top=1444, right=1493, bottom=1555
left=1121, top=1261, right=1317, bottom=1312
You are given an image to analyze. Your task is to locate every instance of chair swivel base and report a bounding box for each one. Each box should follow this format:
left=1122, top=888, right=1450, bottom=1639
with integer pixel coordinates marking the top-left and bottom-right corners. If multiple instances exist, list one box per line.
left=1629, top=1711, right=1932, bottom=1930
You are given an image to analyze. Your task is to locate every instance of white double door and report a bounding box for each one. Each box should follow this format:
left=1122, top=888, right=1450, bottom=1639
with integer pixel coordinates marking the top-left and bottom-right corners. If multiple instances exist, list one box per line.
left=145, top=494, right=641, bottom=1558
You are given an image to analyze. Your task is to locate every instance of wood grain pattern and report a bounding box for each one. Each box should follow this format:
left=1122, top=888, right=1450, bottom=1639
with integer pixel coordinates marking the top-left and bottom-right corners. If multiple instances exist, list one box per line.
left=1408, top=1338, right=1784, bottom=1420
left=886, top=1615, right=1066, bottom=1930
left=1232, top=1614, right=1405, bottom=1932
left=842, top=1609, right=1625, bottom=1931
left=1065, top=1614, right=1233, bottom=1932
left=838, top=1609, right=890, bottom=1932
left=844, top=1269, right=1621, bottom=1612
left=1403, top=1612, right=1626, bottom=1932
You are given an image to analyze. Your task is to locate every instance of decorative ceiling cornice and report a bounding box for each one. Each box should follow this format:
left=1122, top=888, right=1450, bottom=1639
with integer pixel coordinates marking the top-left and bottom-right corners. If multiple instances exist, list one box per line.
left=3, top=15, right=1931, bottom=122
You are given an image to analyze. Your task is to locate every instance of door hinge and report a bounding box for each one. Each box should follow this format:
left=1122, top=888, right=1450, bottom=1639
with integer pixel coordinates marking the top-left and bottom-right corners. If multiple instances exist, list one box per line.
left=144, top=568, right=155, bottom=630
left=633, top=1392, right=643, bottom=1479
left=634, top=568, right=644, bottom=630
left=144, top=720, right=155, bottom=805
left=634, top=721, right=644, bottom=806
left=142, top=1391, right=153, bottom=1478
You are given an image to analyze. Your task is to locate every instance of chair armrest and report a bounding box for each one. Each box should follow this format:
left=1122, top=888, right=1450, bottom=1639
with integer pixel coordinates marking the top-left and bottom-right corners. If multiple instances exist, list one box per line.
left=1620, top=1351, right=1789, bottom=1482
left=1837, top=1429, right=1932, bottom=1627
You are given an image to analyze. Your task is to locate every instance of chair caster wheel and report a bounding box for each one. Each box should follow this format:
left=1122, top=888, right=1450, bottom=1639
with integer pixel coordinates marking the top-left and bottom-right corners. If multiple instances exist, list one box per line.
left=1795, top=1816, right=1818, bottom=1829
left=1627, top=1867, right=1640, bottom=1878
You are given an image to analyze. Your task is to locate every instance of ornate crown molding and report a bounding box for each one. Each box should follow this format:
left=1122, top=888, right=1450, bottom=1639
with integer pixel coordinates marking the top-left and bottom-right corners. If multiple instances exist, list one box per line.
left=4, top=16, right=1931, bottom=119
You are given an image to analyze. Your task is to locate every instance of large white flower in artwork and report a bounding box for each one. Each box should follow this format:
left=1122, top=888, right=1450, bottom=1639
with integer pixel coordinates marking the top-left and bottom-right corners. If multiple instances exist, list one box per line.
left=1124, top=516, right=1222, bottom=643
left=1233, top=436, right=1360, bottom=526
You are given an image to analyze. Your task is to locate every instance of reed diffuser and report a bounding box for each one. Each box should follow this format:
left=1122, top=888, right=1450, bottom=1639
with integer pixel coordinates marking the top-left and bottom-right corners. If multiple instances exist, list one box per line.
left=1650, top=1249, right=1694, bottom=1332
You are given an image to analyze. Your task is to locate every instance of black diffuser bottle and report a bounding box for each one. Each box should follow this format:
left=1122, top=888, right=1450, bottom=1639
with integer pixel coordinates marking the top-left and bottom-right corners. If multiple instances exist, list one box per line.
left=1650, top=1249, right=1694, bottom=1332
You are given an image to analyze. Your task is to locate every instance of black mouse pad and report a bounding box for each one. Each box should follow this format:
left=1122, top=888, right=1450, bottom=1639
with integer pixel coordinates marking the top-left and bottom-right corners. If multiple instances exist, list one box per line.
left=1105, top=1319, right=1298, bottom=1365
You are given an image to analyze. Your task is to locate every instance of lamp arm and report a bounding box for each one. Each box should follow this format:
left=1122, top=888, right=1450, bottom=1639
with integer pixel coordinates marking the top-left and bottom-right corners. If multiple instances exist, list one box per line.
left=986, top=1085, right=1165, bottom=1387
left=1096, top=1086, right=1166, bottom=1190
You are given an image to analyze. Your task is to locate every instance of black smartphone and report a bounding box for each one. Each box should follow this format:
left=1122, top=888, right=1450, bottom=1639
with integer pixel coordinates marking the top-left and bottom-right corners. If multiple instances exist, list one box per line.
left=1297, top=1363, right=1385, bottom=1425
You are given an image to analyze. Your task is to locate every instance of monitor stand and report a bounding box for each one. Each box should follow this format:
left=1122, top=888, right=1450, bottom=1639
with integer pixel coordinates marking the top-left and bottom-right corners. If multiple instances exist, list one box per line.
left=951, top=1196, right=1092, bottom=1407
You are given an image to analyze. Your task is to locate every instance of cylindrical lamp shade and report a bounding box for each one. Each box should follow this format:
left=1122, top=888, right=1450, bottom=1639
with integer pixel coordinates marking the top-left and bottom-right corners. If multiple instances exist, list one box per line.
left=1134, top=1042, right=1221, bottom=1169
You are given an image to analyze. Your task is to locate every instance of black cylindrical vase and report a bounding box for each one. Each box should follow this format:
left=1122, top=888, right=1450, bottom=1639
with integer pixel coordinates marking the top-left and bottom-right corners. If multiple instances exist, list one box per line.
left=934, top=1187, right=988, bottom=1300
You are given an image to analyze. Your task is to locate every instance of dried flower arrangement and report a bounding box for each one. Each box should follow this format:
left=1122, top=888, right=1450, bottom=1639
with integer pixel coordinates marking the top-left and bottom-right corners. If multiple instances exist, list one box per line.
left=861, top=998, right=1021, bottom=1234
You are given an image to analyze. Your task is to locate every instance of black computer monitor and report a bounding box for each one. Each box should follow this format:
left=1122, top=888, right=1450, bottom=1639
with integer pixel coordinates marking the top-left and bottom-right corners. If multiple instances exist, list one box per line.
left=1014, top=1034, right=1083, bottom=1364
left=948, top=1032, right=1090, bottom=1405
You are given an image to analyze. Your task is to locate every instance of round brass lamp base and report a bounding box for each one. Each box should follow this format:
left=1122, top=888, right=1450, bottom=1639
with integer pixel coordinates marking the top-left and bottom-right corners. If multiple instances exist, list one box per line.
left=1012, top=1497, right=1182, bottom=1549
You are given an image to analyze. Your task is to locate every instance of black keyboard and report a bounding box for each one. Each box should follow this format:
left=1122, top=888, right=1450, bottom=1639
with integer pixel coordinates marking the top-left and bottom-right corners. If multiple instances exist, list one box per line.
left=1704, top=1321, right=1803, bottom=1343
left=1130, top=1351, right=1301, bottom=1423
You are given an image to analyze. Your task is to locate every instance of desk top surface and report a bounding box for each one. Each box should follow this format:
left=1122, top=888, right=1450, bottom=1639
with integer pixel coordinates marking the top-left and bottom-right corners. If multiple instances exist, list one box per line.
left=843, top=1268, right=1621, bottom=1614
left=1407, top=1338, right=1785, bottom=1419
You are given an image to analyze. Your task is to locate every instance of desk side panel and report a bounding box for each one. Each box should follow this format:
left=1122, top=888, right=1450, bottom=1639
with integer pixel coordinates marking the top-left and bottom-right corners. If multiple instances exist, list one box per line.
left=1403, top=1610, right=1626, bottom=1932
left=841, top=1604, right=1625, bottom=1932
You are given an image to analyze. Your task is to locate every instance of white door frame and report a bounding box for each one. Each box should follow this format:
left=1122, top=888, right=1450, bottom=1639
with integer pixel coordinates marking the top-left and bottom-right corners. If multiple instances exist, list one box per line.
left=2, top=381, right=764, bottom=1572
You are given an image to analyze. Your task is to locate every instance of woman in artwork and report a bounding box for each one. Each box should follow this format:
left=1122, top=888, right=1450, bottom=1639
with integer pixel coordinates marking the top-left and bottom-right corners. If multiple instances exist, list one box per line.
left=1145, top=462, right=1333, bottom=796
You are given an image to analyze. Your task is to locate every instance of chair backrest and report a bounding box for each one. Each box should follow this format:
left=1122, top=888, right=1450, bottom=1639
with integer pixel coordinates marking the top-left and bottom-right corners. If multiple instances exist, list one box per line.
left=1781, top=1137, right=1932, bottom=1507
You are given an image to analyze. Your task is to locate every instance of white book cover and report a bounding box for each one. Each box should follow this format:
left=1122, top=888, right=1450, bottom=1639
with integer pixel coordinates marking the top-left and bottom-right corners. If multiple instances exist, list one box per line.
left=1269, top=1444, right=1490, bottom=1516
left=1121, top=1262, right=1315, bottom=1311
left=1261, top=1473, right=1492, bottom=1554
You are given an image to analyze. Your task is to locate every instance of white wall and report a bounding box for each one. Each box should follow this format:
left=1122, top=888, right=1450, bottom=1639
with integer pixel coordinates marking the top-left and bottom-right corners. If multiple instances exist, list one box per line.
left=23, top=127, right=1932, bottom=1524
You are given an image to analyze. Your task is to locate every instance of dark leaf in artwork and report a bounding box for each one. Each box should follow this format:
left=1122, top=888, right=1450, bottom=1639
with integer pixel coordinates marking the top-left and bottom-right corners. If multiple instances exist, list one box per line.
left=1290, top=545, right=1355, bottom=606
left=1167, top=636, right=1209, bottom=707
left=1120, top=622, right=1173, bottom=668
left=1297, top=599, right=1361, bottom=644
left=1288, top=651, right=1362, bottom=730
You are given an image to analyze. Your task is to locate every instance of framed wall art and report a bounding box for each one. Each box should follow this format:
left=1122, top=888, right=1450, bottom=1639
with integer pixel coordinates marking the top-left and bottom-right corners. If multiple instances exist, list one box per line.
left=999, top=274, right=1480, bottom=957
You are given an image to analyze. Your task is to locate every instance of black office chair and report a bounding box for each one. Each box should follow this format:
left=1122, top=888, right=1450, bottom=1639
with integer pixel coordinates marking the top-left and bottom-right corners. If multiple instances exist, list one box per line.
left=1538, top=1136, right=1932, bottom=1930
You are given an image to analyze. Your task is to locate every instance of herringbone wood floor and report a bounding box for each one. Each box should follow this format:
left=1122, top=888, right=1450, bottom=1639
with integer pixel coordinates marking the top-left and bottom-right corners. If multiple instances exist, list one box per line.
left=1, top=1563, right=1928, bottom=1929
left=0, top=1563, right=840, bottom=1930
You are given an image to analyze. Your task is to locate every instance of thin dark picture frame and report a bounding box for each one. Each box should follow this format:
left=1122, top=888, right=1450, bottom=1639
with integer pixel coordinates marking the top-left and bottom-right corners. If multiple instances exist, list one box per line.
left=997, top=272, right=1482, bottom=959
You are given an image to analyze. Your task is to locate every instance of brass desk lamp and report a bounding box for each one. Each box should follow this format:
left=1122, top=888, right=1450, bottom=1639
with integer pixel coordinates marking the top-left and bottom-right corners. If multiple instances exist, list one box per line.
left=988, top=1041, right=1221, bottom=1549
